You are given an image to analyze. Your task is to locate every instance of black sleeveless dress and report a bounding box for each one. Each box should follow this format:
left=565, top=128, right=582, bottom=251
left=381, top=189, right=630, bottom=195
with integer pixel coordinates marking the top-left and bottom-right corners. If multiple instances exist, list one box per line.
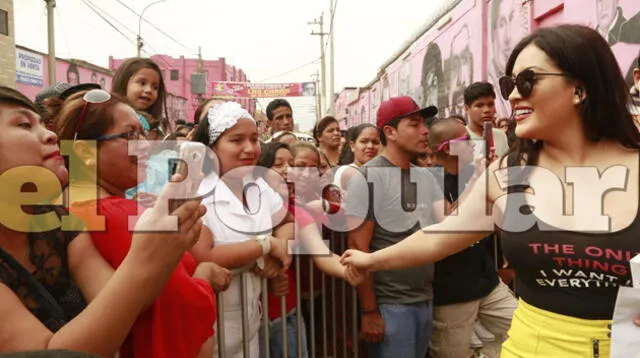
left=0, top=207, right=87, bottom=332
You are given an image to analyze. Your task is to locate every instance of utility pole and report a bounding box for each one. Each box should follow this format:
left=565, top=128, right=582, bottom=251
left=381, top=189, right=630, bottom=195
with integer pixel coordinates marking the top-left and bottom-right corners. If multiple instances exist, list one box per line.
left=327, top=0, right=335, bottom=115
left=44, top=0, right=56, bottom=84
left=198, top=46, right=203, bottom=72
left=137, top=0, right=169, bottom=57
left=311, top=71, right=320, bottom=123
left=309, top=14, right=328, bottom=118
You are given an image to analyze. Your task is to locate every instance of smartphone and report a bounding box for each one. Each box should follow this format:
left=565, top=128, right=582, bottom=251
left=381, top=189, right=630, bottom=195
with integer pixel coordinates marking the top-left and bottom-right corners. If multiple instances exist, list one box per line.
left=169, top=142, right=206, bottom=197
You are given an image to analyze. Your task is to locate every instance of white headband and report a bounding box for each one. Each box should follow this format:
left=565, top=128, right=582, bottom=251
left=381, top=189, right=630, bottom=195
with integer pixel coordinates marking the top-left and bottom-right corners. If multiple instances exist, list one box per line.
left=207, top=102, right=256, bottom=145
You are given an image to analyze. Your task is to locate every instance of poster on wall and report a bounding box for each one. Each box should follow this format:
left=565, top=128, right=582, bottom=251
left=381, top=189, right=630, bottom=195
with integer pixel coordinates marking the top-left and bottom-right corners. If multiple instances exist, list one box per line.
left=56, top=63, right=112, bottom=90
left=211, top=81, right=317, bottom=99
left=486, top=0, right=533, bottom=119
left=16, top=48, right=44, bottom=87
left=565, top=0, right=640, bottom=88
left=415, top=15, right=482, bottom=117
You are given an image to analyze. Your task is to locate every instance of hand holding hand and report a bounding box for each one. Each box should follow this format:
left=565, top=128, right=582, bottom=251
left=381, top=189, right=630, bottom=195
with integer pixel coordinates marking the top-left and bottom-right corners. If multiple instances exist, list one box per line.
left=344, top=264, right=367, bottom=286
left=253, top=255, right=282, bottom=279
left=269, top=236, right=292, bottom=271
left=340, top=249, right=374, bottom=271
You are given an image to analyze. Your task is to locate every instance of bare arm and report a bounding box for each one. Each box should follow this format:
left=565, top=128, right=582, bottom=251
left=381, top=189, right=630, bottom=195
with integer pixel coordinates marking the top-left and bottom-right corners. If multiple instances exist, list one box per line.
left=68, top=233, right=114, bottom=303
left=342, top=160, right=507, bottom=272
left=202, top=240, right=265, bottom=269
left=298, top=223, right=344, bottom=279
left=198, top=210, right=293, bottom=270
left=189, top=225, right=215, bottom=264
left=0, top=252, right=173, bottom=354
left=347, top=217, right=378, bottom=312
left=367, top=163, right=501, bottom=272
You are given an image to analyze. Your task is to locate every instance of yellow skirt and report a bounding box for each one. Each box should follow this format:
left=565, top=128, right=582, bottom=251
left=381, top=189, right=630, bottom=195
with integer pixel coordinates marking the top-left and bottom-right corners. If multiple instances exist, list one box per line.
left=502, top=299, right=611, bottom=358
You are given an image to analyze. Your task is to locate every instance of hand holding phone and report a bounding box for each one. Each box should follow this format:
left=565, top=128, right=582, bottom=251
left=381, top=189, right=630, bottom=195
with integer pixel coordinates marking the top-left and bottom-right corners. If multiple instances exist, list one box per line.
left=167, top=142, right=207, bottom=212
left=172, top=142, right=206, bottom=195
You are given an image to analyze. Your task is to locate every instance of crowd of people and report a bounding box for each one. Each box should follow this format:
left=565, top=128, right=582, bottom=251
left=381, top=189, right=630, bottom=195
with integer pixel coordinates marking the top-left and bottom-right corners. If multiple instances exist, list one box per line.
left=0, top=23, right=640, bottom=358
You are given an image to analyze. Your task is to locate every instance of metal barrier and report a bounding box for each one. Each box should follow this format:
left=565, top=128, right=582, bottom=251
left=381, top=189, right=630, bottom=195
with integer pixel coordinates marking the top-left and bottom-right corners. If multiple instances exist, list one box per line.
left=214, top=232, right=361, bottom=358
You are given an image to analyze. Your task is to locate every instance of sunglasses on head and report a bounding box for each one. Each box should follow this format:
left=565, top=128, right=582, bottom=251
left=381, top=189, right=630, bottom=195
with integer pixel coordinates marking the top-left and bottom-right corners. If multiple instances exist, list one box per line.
left=498, top=69, right=571, bottom=100
left=74, top=89, right=111, bottom=140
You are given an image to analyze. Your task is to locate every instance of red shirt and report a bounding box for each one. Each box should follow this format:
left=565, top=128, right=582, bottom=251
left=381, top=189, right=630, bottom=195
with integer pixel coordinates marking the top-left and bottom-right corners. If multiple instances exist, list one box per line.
left=71, top=197, right=215, bottom=358
left=292, top=201, right=328, bottom=296
left=265, top=203, right=315, bottom=320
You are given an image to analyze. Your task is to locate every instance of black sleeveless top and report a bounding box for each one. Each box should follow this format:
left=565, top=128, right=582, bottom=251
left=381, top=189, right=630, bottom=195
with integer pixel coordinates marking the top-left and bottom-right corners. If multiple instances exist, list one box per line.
left=500, top=162, right=640, bottom=320
left=0, top=207, right=87, bottom=332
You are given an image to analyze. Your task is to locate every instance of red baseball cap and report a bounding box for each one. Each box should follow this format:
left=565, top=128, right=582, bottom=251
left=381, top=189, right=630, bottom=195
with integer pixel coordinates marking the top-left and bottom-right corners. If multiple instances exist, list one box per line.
left=376, top=96, right=438, bottom=129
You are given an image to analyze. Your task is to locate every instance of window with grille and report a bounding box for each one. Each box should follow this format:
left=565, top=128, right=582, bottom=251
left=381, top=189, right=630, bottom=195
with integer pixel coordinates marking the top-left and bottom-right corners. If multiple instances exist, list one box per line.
left=170, top=69, right=179, bottom=81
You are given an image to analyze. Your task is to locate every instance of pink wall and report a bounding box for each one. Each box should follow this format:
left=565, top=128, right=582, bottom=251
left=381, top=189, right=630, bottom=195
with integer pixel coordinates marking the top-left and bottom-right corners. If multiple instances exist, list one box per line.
left=334, top=88, right=358, bottom=129
left=358, top=89, right=371, bottom=125
left=369, top=82, right=381, bottom=125
left=15, top=46, right=113, bottom=102
left=110, top=55, right=256, bottom=122
left=340, top=0, right=640, bottom=122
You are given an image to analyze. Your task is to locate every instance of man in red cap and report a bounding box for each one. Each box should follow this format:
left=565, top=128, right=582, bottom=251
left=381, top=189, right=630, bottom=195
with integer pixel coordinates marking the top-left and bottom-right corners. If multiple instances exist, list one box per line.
left=346, top=96, right=446, bottom=358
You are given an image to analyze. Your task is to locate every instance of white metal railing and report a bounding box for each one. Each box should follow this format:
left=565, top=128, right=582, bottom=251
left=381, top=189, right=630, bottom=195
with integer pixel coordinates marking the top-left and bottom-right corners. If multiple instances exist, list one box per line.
left=214, top=231, right=360, bottom=358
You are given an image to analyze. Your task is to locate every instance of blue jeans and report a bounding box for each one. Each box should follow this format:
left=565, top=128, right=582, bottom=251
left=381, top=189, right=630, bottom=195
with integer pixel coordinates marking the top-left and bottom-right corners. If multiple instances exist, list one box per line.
left=259, top=308, right=309, bottom=358
left=367, top=301, right=433, bottom=358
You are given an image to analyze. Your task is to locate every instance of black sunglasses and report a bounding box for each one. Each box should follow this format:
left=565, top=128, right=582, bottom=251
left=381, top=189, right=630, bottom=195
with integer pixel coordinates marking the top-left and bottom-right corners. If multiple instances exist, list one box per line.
left=498, top=69, right=571, bottom=100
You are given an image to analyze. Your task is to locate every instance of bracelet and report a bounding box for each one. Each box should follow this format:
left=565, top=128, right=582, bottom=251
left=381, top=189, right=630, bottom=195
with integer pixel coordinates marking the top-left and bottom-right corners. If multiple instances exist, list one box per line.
left=255, top=234, right=271, bottom=256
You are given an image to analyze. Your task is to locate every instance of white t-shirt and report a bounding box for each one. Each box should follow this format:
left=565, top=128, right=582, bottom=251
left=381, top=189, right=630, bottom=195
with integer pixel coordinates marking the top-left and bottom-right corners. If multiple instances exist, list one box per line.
left=467, top=126, right=510, bottom=158
left=198, top=172, right=284, bottom=356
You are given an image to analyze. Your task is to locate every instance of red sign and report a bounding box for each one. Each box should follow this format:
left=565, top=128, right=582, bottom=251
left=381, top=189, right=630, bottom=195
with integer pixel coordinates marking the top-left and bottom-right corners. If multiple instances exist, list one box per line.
left=211, top=81, right=316, bottom=99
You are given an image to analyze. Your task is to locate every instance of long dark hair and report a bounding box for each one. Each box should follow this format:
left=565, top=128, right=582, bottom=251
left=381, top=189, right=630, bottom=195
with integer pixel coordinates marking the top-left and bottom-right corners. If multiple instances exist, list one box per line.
left=258, top=142, right=290, bottom=169
left=338, top=123, right=377, bottom=165
left=503, top=24, right=640, bottom=168
left=111, top=58, right=169, bottom=131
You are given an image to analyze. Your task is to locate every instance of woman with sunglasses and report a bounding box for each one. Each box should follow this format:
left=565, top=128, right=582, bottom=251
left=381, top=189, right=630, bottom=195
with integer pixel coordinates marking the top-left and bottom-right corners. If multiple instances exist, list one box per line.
left=0, top=86, right=206, bottom=356
left=341, top=24, right=640, bottom=357
left=53, top=89, right=220, bottom=358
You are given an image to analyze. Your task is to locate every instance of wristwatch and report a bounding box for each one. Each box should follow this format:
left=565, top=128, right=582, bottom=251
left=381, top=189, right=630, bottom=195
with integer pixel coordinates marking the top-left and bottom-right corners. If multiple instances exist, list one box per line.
left=255, top=234, right=271, bottom=270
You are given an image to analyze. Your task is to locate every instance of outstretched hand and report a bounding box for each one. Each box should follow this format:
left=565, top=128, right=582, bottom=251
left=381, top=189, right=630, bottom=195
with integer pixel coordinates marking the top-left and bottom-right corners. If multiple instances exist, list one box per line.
left=340, top=249, right=374, bottom=271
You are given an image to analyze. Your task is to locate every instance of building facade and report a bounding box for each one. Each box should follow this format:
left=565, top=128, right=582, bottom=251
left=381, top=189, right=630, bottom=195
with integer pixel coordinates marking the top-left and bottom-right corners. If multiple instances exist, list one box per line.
left=13, top=45, right=188, bottom=130
left=336, top=0, right=640, bottom=125
left=0, top=0, right=16, bottom=87
left=333, top=87, right=358, bottom=129
left=110, top=54, right=257, bottom=122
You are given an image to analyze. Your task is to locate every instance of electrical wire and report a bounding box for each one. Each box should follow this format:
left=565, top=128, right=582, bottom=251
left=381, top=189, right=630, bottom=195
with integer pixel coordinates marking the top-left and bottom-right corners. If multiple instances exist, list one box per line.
left=80, top=0, right=137, bottom=47
left=84, top=0, right=138, bottom=38
left=255, top=58, right=321, bottom=83
left=83, top=0, right=179, bottom=71
left=324, top=0, right=338, bottom=53
left=55, top=7, right=73, bottom=59
left=113, top=0, right=199, bottom=56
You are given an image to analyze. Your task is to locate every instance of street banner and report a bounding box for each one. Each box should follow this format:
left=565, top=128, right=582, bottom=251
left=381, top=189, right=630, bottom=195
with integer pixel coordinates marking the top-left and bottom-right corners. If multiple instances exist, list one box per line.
left=211, top=81, right=316, bottom=99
